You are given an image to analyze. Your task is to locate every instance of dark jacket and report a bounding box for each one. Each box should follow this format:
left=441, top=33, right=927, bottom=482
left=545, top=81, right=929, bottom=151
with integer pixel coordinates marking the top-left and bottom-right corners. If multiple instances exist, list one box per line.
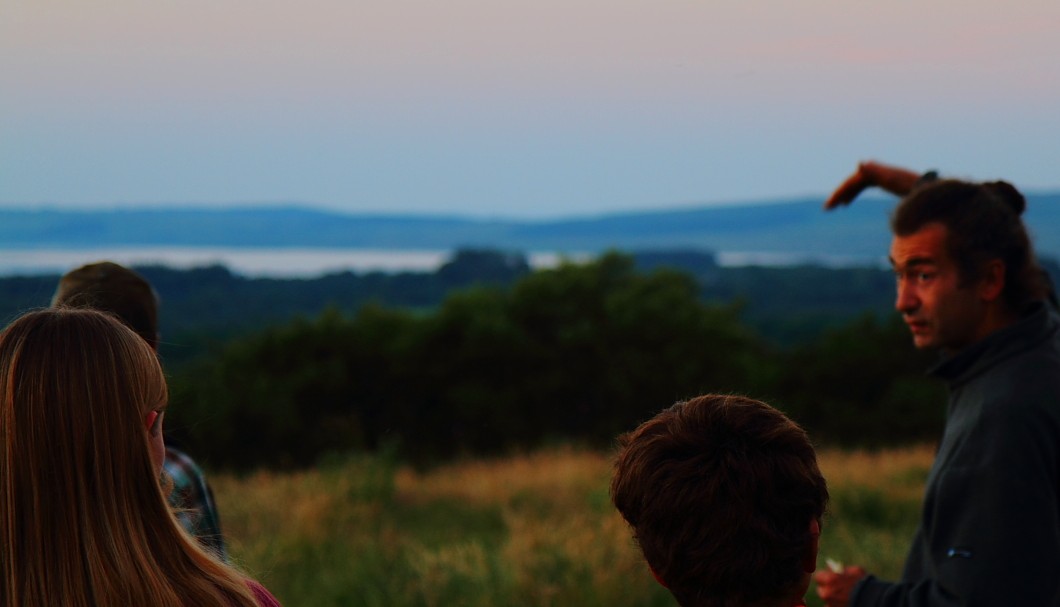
left=853, top=302, right=1060, bottom=606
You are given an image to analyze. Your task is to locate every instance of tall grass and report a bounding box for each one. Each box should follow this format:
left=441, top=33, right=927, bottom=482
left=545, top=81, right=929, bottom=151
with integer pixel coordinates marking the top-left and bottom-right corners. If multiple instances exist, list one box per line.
left=212, top=445, right=935, bottom=607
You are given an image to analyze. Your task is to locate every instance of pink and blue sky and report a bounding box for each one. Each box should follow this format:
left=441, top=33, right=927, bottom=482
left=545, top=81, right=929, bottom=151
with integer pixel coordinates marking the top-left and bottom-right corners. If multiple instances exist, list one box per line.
left=2, top=0, right=1058, bottom=218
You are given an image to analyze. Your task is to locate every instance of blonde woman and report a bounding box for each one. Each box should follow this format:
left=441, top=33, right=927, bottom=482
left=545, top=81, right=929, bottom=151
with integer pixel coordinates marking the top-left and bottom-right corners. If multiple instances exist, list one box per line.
left=0, top=308, right=281, bottom=607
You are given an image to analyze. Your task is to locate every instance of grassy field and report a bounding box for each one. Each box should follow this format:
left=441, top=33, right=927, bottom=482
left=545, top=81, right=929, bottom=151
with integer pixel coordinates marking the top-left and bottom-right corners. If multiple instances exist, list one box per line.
left=213, top=445, right=934, bottom=607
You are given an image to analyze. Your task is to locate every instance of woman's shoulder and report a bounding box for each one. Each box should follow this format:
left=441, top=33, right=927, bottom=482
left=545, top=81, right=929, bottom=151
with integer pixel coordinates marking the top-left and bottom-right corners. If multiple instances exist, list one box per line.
left=246, top=579, right=282, bottom=607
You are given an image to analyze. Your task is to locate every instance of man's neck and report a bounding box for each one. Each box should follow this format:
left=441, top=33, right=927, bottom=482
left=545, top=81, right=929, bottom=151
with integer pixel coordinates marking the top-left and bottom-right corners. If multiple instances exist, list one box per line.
left=945, top=304, right=1021, bottom=357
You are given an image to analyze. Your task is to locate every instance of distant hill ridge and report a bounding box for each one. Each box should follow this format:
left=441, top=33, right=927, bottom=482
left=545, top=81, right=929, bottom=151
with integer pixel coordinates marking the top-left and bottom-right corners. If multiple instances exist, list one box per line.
left=4, top=193, right=1060, bottom=260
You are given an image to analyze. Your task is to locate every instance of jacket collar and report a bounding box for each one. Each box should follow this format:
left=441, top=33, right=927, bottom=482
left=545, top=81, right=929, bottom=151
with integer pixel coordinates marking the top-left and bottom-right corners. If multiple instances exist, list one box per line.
left=930, top=301, right=1057, bottom=387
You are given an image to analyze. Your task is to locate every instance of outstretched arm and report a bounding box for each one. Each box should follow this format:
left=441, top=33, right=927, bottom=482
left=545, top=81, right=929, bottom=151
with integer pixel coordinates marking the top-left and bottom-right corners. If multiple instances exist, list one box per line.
left=824, top=161, right=922, bottom=210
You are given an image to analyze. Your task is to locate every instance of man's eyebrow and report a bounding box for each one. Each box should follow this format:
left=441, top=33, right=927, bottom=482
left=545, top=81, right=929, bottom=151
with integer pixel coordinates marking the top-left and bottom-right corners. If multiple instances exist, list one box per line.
left=889, top=256, right=938, bottom=269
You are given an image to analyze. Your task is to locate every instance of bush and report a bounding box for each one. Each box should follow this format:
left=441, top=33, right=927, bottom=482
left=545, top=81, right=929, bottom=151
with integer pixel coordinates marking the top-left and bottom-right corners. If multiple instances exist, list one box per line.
left=168, top=253, right=948, bottom=471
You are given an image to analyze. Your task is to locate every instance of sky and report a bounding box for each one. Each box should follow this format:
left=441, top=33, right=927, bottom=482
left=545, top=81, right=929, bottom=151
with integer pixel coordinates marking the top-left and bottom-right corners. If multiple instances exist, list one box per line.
left=3, top=0, right=1060, bottom=219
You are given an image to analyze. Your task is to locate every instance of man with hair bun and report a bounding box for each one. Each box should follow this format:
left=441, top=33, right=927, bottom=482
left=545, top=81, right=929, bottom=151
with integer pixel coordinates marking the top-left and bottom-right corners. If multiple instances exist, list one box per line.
left=815, top=162, right=1060, bottom=606
left=612, top=394, right=829, bottom=607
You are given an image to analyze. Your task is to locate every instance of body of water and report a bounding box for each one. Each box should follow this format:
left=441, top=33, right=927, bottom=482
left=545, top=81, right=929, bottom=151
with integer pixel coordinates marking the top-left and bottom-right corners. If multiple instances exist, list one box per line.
left=0, top=247, right=882, bottom=278
left=715, top=250, right=884, bottom=268
left=0, top=247, right=589, bottom=278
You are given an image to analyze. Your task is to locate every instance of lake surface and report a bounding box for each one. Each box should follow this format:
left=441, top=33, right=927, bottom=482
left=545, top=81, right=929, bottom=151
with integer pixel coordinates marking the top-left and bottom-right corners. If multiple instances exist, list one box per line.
left=0, top=247, right=591, bottom=278
left=0, top=246, right=882, bottom=278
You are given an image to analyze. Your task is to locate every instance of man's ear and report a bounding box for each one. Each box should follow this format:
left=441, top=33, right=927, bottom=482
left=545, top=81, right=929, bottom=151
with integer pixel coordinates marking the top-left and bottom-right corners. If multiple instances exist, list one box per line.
left=803, top=518, right=821, bottom=573
left=978, top=259, right=1006, bottom=302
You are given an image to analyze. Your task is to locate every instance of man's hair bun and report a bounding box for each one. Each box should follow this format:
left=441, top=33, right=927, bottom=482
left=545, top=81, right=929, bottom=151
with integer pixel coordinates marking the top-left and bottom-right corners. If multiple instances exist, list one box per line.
left=984, top=180, right=1026, bottom=215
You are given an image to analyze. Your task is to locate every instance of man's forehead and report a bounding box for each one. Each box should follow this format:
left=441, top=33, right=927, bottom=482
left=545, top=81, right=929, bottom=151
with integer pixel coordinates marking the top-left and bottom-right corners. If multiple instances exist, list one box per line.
left=889, top=254, right=939, bottom=269
left=890, top=223, right=950, bottom=267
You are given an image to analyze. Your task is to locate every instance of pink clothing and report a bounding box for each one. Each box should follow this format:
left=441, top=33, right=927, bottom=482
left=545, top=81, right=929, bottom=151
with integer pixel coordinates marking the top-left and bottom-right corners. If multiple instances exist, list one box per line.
left=247, top=579, right=282, bottom=607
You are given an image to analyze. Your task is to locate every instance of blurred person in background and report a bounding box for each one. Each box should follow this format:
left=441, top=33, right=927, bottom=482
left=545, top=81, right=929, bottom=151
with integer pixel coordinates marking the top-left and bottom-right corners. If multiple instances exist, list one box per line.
left=52, top=261, right=226, bottom=559
left=612, top=394, right=829, bottom=607
left=815, top=162, right=1060, bottom=606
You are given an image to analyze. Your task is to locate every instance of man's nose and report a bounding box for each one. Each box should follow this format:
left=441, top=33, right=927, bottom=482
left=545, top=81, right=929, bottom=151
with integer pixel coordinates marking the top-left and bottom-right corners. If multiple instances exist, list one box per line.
left=895, top=280, right=918, bottom=313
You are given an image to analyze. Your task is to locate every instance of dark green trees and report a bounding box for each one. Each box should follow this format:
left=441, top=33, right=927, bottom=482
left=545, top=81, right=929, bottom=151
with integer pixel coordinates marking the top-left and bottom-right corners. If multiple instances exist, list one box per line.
left=168, top=253, right=769, bottom=469
left=166, top=251, right=950, bottom=471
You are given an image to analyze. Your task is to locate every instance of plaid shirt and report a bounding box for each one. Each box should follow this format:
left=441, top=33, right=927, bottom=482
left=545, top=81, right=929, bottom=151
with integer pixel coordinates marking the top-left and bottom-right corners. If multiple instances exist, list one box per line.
left=164, top=446, right=227, bottom=560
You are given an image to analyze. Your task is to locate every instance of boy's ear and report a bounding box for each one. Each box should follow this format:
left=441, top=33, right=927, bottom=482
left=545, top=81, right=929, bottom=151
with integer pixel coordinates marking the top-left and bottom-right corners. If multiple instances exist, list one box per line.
left=649, top=565, right=668, bottom=589
left=803, top=518, right=821, bottom=573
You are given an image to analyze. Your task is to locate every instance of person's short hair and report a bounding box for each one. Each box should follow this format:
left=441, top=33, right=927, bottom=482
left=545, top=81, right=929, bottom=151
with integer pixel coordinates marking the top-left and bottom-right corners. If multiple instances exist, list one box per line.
left=51, top=261, right=159, bottom=348
left=892, top=179, right=1048, bottom=312
left=611, top=394, right=828, bottom=607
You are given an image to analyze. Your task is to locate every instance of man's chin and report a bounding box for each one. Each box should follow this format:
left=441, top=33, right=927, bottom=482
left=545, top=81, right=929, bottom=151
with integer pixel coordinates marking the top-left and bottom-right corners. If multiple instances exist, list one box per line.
left=910, top=334, right=937, bottom=350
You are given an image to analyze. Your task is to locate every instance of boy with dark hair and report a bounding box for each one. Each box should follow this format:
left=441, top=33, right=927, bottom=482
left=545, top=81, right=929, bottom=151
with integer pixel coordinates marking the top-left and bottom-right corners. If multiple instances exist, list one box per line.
left=612, top=394, right=829, bottom=607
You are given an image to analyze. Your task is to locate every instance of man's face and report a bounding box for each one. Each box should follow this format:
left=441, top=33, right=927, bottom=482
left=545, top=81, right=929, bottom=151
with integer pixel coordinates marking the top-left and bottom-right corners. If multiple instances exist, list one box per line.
left=889, top=223, right=989, bottom=353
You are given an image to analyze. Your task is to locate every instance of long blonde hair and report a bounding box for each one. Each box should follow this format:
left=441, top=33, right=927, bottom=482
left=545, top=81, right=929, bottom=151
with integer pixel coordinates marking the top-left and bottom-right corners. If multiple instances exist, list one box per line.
left=1, top=308, right=260, bottom=607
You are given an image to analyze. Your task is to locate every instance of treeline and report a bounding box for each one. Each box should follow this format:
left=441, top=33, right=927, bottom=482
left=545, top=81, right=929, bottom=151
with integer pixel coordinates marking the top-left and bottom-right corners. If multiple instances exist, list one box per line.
left=165, top=252, right=945, bottom=471
left=0, top=248, right=904, bottom=369
left=0, top=249, right=535, bottom=368
left=5, top=248, right=1009, bottom=470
